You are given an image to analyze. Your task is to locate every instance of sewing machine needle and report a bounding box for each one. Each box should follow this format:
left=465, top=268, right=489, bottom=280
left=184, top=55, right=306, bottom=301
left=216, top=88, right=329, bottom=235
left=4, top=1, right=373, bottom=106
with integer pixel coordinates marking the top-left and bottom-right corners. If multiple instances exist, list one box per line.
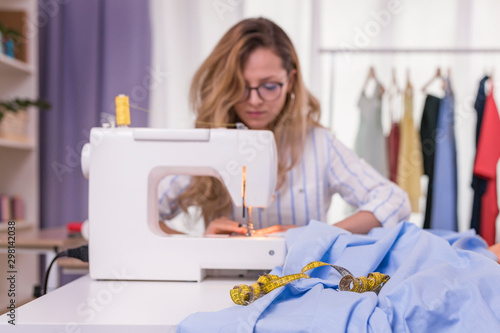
left=246, top=207, right=254, bottom=237
left=242, top=166, right=246, bottom=218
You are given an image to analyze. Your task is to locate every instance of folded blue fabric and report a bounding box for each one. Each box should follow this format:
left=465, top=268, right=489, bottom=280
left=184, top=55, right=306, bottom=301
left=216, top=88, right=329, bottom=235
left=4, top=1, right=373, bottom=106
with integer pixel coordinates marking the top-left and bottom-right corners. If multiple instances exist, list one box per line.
left=177, top=221, right=500, bottom=332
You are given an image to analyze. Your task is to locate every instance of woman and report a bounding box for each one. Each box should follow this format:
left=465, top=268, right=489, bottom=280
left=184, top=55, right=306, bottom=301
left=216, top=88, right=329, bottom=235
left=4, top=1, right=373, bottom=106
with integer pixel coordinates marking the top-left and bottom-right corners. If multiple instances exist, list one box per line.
left=158, top=17, right=411, bottom=236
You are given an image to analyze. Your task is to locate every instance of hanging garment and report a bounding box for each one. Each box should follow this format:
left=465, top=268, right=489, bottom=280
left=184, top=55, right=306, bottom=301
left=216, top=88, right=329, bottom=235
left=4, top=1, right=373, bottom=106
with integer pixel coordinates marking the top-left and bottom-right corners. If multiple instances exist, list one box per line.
left=419, top=95, right=441, bottom=229
left=430, top=80, right=458, bottom=231
left=475, top=76, right=490, bottom=146
left=355, top=82, right=388, bottom=177
left=387, top=123, right=400, bottom=183
left=497, top=161, right=500, bottom=242
left=386, top=84, right=402, bottom=183
left=474, top=84, right=500, bottom=246
left=470, top=76, right=489, bottom=234
left=396, top=87, right=423, bottom=213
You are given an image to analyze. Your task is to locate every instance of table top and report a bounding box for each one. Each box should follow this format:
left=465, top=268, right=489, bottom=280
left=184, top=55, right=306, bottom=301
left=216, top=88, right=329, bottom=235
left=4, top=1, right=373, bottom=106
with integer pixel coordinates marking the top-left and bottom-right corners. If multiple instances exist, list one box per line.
left=57, top=256, right=89, bottom=270
left=0, top=274, right=250, bottom=332
left=0, top=226, right=86, bottom=251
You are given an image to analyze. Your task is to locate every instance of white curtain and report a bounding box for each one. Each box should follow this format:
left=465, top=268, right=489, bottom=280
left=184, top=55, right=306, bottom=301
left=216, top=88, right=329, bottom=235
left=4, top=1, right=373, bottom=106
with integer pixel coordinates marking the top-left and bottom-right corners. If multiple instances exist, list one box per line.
left=149, top=0, right=318, bottom=128
left=149, top=0, right=243, bottom=128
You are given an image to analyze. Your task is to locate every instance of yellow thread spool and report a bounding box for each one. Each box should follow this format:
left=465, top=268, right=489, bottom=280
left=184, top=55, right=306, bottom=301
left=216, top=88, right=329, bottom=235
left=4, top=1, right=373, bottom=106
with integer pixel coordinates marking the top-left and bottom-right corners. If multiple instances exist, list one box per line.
left=115, top=94, right=131, bottom=126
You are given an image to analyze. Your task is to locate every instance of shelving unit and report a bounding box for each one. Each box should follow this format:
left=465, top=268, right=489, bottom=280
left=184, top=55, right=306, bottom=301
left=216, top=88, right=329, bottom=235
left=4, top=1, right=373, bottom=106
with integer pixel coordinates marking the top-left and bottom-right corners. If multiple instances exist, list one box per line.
left=0, top=53, right=33, bottom=74
left=0, top=137, right=34, bottom=150
left=0, top=222, right=31, bottom=232
left=0, top=0, right=39, bottom=310
left=0, top=0, right=38, bottom=224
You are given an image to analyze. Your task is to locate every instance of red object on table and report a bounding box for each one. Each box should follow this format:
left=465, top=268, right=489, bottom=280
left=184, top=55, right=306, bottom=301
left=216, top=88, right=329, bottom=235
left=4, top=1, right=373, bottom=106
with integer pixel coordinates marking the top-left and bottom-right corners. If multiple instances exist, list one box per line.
left=66, top=222, right=83, bottom=233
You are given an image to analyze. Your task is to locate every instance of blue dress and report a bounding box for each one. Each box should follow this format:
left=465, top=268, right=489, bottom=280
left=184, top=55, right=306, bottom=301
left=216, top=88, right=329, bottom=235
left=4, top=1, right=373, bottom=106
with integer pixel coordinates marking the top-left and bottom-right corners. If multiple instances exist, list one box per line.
left=430, top=79, right=458, bottom=231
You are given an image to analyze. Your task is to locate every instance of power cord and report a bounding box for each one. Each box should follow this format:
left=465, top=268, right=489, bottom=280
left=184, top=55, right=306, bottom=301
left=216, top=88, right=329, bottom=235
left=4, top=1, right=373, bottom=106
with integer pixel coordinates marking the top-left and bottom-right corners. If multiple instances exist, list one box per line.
left=42, top=245, right=89, bottom=296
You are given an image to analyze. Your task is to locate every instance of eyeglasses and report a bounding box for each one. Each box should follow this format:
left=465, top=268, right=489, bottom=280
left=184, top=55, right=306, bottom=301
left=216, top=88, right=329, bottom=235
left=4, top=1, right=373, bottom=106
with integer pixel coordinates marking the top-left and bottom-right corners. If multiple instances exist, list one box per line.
left=239, top=81, right=286, bottom=102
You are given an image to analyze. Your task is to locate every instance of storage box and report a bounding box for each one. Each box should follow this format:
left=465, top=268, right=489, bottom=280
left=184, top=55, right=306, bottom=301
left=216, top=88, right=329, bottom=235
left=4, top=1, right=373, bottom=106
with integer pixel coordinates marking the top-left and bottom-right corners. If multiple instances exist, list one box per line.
left=0, top=110, right=28, bottom=142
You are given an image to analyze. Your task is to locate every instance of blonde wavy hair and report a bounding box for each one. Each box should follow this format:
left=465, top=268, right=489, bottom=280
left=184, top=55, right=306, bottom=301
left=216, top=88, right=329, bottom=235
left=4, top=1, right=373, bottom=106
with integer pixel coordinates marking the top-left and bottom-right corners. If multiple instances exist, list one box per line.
left=178, top=17, right=322, bottom=225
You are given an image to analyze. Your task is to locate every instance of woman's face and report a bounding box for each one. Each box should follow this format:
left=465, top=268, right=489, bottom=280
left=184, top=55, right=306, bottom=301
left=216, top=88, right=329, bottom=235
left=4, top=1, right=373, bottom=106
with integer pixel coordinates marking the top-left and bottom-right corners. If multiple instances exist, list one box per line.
left=233, top=48, right=294, bottom=130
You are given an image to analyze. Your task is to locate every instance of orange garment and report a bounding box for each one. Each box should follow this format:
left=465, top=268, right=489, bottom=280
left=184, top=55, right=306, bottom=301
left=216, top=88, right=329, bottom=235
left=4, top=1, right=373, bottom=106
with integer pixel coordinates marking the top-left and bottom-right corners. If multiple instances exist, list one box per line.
left=474, top=87, right=500, bottom=246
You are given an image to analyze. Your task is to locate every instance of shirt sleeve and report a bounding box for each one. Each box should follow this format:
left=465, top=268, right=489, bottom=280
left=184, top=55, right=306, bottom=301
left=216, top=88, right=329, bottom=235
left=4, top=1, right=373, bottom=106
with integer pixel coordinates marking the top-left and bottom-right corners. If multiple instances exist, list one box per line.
left=158, top=175, right=192, bottom=220
left=325, top=131, right=411, bottom=227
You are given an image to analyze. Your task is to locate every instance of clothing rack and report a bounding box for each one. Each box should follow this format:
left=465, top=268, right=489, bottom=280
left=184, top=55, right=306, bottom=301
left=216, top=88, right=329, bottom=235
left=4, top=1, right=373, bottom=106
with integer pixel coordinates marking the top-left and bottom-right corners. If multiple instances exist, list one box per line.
left=320, top=48, right=500, bottom=54
left=321, top=48, right=500, bottom=129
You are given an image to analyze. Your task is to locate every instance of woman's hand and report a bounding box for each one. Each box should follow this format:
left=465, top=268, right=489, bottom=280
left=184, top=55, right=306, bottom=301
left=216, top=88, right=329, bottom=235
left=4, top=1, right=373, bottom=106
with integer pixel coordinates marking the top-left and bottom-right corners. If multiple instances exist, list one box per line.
left=334, top=211, right=381, bottom=234
left=254, top=224, right=298, bottom=236
left=204, top=217, right=247, bottom=235
left=488, top=243, right=500, bottom=264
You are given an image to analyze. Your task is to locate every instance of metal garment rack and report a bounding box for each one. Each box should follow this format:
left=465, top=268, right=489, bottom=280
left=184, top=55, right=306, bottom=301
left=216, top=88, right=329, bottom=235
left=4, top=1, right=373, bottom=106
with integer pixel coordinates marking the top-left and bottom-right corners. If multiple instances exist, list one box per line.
left=320, top=48, right=500, bottom=54
left=320, top=48, right=500, bottom=129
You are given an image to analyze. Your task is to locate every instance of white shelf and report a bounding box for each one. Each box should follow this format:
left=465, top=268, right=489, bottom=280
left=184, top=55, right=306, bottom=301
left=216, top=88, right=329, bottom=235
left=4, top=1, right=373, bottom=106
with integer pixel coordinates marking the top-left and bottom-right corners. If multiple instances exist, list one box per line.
left=0, top=137, right=33, bottom=150
left=0, top=53, right=33, bottom=74
left=0, top=221, right=32, bottom=232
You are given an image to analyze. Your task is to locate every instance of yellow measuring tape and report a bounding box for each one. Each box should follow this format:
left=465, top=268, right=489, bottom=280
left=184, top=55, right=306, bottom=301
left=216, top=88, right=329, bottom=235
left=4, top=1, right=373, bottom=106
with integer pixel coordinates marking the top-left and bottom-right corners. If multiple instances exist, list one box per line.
left=230, top=261, right=390, bottom=305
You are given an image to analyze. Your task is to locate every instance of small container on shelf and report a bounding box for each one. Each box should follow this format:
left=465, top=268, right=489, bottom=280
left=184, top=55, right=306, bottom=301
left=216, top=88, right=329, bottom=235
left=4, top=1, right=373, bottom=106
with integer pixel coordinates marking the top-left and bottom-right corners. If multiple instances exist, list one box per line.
left=0, top=194, right=25, bottom=222
left=0, top=194, right=29, bottom=232
left=0, top=109, right=28, bottom=142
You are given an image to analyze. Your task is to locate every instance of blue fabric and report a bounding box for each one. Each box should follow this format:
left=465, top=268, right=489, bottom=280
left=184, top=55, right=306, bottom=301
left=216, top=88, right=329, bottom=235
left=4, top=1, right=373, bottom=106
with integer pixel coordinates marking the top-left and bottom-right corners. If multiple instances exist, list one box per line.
left=430, top=80, right=458, bottom=231
left=177, top=221, right=500, bottom=332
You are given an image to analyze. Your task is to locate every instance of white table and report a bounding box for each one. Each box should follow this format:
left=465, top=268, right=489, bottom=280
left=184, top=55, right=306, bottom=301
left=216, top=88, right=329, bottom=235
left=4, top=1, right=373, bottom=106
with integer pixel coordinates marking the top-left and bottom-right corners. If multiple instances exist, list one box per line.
left=0, top=274, right=250, bottom=332
left=0, top=226, right=87, bottom=291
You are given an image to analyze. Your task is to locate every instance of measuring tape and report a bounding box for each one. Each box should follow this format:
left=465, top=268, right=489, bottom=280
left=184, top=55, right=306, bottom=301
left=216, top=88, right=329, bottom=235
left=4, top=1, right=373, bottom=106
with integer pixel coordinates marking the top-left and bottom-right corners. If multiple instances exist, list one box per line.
left=230, top=261, right=390, bottom=305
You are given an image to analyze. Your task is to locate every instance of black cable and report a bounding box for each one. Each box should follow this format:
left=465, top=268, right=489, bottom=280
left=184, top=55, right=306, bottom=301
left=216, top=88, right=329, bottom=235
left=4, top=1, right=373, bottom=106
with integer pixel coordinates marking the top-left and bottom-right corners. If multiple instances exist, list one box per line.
left=42, top=251, right=67, bottom=296
left=67, top=245, right=89, bottom=263
left=42, top=245, right=89, bottom=296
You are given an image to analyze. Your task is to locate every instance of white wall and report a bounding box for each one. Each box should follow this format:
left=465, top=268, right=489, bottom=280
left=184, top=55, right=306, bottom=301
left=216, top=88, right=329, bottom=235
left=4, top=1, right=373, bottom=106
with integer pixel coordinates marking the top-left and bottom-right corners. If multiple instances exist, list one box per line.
left=150, top=0, right=500, bottom=233
left=319, top=0, right=500, bottom=231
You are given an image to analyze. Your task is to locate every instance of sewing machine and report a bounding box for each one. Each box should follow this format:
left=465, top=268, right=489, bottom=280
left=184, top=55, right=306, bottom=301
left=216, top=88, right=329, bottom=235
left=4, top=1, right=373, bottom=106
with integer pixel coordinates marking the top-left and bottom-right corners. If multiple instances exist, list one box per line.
left=81, top=126, right=286, bottom=282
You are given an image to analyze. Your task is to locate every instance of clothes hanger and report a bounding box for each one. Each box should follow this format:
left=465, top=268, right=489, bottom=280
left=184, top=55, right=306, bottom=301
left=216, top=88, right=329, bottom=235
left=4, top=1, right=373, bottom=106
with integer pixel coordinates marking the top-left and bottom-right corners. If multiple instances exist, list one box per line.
left=362, top=66, right=375, bottom=93
left=421, top=67, right=443, bottom=94
left=483, top=51, right=495, bottom=79
left=485, top=67, right=493, bottom=96
left=362, top=66, right=385, bottom=96
left=444, top=68, right=451, bottom=92
left=487, top=65, right=494, bottom=81
left=391, top=68, right=402, bottom=94
left=405, top=68, right=413, bottom=97
left=388, top=68, right=402, bottom=123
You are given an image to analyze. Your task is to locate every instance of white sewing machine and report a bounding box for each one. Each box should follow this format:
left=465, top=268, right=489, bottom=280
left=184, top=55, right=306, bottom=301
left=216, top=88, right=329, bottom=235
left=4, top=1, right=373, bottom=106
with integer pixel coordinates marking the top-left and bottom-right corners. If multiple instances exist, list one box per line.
left=81, top=126, right=286, bottom=282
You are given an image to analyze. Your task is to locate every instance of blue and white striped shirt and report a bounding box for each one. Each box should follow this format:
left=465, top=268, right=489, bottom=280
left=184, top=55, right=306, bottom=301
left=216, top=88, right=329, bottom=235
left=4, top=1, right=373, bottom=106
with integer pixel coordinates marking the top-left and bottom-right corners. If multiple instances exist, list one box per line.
left=158, top=127, right=411, bottom=228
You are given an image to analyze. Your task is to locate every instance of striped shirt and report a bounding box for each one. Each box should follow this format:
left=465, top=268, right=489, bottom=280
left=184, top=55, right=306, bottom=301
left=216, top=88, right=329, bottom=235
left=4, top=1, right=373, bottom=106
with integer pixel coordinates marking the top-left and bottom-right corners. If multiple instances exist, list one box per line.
left=158, top=127, right=411, bottom=228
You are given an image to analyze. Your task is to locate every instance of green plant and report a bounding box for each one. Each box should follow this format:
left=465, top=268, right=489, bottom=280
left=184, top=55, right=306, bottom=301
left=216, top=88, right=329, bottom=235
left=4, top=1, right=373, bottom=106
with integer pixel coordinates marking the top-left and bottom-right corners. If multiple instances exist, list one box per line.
left=5, top=27, right=21, bottom=41
left=0, top=98, right=51, bottom=121
left=0, top=25, right=22, bottom=43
